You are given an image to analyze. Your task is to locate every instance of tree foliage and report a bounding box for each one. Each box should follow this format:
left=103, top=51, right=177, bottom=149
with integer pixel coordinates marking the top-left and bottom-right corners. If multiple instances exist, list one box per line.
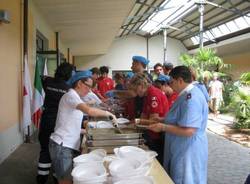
left=180, top=48, right=231, bottom=81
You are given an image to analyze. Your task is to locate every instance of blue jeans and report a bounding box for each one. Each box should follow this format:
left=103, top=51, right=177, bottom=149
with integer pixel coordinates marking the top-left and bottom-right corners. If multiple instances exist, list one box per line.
left=49, top=139, right=79, bottom=181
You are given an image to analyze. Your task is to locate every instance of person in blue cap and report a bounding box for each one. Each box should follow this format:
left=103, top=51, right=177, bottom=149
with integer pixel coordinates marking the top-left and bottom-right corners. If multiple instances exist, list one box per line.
left=131, top=56, right=153, bottom=117
left=131, top=55, right=152, bottom=81
left=154, top=74, right=172, bottom=98
left=154, top=74, right=178, bottom=109
left=49, top=70, right=116, bottom=184
left=105, top=55, right=152, bottom=118
left=148, top=66, right=208, bottom=184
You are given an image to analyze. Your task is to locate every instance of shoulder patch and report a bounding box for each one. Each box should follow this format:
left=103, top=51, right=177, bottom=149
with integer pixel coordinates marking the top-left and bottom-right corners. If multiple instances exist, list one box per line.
left=186, top=93, right=192, bottom=100
left=151, top=101, right=158, bottom=108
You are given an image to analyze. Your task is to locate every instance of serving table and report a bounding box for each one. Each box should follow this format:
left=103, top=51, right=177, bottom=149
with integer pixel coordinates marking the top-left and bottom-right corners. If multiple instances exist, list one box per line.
left=80, top=124, right=174, bottom=184
left=149, top=159, right=174, bottom=184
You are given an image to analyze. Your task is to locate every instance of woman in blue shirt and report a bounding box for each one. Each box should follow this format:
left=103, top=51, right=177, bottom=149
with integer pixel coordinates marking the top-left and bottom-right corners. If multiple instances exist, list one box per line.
left=148, top=66, right=208, bottom=184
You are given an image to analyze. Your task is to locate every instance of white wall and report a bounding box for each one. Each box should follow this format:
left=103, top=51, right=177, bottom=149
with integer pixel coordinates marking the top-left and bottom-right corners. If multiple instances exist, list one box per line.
left=75, top=34, right=187, bottom=71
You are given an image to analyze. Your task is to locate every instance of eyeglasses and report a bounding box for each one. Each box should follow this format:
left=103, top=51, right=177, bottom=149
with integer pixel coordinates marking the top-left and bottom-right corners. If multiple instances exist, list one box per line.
left=81, top=80, right=92, bottom=91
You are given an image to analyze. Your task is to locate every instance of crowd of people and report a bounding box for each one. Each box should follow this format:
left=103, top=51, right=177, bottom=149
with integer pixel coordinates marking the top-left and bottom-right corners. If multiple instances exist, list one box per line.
left=36, top=55, right=225, bottom=184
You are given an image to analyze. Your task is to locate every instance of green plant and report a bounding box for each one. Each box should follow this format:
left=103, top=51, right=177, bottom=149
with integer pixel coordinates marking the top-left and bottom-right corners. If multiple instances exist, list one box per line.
left=180, top=48, right=231, bottom=81
left=219, top=82, right=239, bottom=113
left=240, top=72, right=250, bottom=85
left=231, top=91, right=250, bottom=129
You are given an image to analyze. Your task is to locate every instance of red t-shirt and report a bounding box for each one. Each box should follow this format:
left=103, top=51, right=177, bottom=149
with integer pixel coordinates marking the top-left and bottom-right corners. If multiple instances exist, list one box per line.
left=123, top=99, right=135, bottom=120
left=168, top=92, right=178, bottom=108
left=97, top=76, right=114, bottom=98
left=142, top=86, right=169, bottom=139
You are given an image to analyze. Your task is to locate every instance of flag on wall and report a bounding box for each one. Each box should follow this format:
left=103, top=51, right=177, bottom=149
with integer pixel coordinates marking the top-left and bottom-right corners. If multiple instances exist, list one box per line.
left=22, top=56, right=33, bottom=134
left=32, top=57, right=44, bottom=128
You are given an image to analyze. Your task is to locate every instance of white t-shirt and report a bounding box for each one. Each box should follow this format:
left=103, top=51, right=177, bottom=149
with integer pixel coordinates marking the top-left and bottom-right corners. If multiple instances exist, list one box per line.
left=209, top=80, right=223, bottom=99
left=50, top=89, right=84, bottom=151
left=81, top=90, right=102, bottom=106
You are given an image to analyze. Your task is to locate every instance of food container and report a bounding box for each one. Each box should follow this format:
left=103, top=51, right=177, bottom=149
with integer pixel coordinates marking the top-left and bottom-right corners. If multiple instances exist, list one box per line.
left=87, top=128, right=142, bottom=140
left=73, top=153, right=104, bottom=167
left=114, top=146, right=157, bottom=165
left=72, top=163, right=107, bottom=184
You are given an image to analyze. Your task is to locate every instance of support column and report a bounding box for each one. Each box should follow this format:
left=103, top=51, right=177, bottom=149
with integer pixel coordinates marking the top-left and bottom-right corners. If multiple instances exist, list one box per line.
left=146, top=36, right=149, bottom=72
left=199, top=2, right=205, bottom=49
left=163, top=28, right=167, bottom=63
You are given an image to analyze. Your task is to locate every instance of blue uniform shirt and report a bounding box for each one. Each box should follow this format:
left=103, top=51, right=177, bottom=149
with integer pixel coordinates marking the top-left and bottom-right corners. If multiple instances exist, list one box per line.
left=164, top=84, right=208, bottom=184
left=193, top=81, right=210, bottom=102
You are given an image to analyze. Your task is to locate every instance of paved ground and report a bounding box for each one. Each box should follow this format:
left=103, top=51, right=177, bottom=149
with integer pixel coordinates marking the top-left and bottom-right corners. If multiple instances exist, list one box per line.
left=207, top=131, right=250, bottom=184
left=0, top=131, right=249, bottom=184
left=207, top=114, right=250, bottom=147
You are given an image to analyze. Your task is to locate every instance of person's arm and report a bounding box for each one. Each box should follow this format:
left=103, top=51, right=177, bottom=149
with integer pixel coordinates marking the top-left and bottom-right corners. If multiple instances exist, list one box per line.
left=148, top=123, right=196, bottom=137
left=149, top=113, right=164, bottom=123
left=115, top=89, right=137, bottom=99
left=76, top=103, right=115, bottom=119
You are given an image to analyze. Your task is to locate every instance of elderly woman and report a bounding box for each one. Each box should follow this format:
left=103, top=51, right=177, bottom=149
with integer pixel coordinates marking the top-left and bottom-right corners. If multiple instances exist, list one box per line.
left=129, top=73, right=169, bottom=164
left=148, top=66, right=208, bottom=184
left=49, top=70, right=116, bottom=184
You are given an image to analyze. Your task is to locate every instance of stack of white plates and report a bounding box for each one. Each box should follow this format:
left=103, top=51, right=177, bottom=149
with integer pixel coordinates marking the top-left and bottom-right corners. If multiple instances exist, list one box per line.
left=72, top=162, right=107, bottom=184
left=109, top=158, right=151, bottom=182
left=73, top=149, right=106, bottom=167
left=114, top=146, right=157, bottom=165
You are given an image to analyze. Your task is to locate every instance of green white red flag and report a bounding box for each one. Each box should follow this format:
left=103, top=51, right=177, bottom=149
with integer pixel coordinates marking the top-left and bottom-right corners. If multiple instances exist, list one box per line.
left=32, top=57, right=44, bottom=128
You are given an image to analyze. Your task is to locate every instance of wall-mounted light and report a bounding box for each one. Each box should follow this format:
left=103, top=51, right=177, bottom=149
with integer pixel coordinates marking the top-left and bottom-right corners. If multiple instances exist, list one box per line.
left=0, top=10, right=10, bottom=24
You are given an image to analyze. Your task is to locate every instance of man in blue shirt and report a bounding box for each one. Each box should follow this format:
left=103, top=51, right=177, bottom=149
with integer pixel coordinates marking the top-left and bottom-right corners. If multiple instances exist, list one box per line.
left=148, top=65, right=208, bottom=184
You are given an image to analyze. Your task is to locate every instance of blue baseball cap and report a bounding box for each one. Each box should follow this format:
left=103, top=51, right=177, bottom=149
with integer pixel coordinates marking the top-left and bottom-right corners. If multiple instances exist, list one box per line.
left=157, top=74, right=170, bottom=83
left=132, top=56, right=149, bottom=66
left=126, top=72, right=134, bottom=79
left=67, top=70, right=92, bottom=86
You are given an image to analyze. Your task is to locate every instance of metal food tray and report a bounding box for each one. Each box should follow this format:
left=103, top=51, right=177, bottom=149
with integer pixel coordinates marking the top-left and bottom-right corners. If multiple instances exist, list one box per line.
left=87, top=128, right=142, bottom=140
left=87, top=139, right=144, bottom=147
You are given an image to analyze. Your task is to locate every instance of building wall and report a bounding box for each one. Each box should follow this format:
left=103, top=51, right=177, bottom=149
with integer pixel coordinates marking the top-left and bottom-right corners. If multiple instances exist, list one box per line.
left=0, top=0, right=69, bottom=163
left=223, top=51, right=250, bottom=79
left=74, top=35, right=187, bottom=71
left=0, top=0, right=23, bottom=163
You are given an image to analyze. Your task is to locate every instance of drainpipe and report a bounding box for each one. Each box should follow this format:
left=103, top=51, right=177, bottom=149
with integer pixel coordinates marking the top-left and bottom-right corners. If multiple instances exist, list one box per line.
left=55, top=32, right=60, bottom=67
left=67, top=48, right=70, bottom=63
left=23, top=0, right=31, bottom=143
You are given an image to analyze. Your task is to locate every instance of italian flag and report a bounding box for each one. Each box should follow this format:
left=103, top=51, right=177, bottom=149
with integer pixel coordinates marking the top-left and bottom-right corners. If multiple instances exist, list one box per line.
left=32, top=57, right=44, bottom=128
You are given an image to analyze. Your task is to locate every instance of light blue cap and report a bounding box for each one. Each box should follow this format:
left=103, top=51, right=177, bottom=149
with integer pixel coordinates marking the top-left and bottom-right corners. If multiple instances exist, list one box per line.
left=126, top=72, right=134, bottom=79
left=132, top=56, right=149, bottom=65
left=157, top=74, right=170, bottom=83
left=67, top=70, right=92, bottom=86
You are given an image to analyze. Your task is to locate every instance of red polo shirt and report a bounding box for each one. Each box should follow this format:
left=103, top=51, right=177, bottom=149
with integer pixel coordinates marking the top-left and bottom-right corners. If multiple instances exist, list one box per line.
left=97, top=76, right=114, bottom=98
left=142, top=85, right=169, bottom=118
left=142, top=85, right=169, bottom=140
left=168, top=92, right=178, bottom=108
